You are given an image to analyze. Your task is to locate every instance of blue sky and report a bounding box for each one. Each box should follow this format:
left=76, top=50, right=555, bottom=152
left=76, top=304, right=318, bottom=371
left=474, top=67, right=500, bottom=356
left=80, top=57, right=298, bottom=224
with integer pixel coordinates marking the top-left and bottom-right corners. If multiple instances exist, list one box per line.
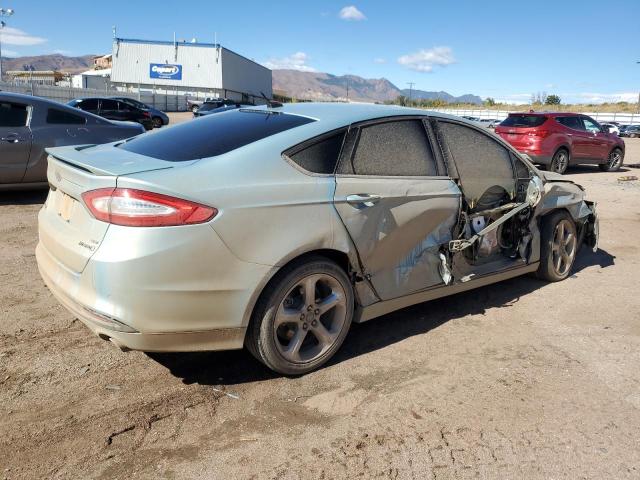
left=3, top=0, right=640, bottom=103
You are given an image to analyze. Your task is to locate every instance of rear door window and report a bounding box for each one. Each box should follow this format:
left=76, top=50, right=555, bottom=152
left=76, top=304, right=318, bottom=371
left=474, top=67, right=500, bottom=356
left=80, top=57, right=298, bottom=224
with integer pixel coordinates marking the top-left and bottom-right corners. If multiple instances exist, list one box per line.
left=500, top=115, right=547, bottom=128
left=556, top=116, right=583, bottom=130
left=77, top=99, right=99, bottom=111
left=286, top=130, right=346, bottom=174
left=437, top=121, right=516, bottom=210
left=349, top=119, right=438, bottom=176
left=100, top=99, right=118, bottom=112
left=46, top=108, right=86, bottom=125
left=119, top=110, right=316, bottom=161
left=0, top=102, right=29, bottom=127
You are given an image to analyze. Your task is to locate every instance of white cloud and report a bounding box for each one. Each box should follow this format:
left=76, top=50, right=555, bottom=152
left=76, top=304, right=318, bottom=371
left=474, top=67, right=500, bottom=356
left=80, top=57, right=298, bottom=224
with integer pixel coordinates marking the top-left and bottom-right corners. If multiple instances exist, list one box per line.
left=1, top=48, right=19, bottom=57
left=0, top=26, right=46, bottom=46
left=263, top=52, right=316, bottom=72
left=339, top=5, right=366, bottom=21
left=53, top=49, right=72, bottom=56
left=373, top=57, right=386, bottom=64
left=398, top=46, right=455, bottom=73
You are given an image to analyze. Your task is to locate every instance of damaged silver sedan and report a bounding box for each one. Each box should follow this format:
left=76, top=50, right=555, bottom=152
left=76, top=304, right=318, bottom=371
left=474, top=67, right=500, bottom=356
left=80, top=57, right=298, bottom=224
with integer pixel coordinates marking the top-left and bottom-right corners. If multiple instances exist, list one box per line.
left=36, top=103, right=598, bottom=375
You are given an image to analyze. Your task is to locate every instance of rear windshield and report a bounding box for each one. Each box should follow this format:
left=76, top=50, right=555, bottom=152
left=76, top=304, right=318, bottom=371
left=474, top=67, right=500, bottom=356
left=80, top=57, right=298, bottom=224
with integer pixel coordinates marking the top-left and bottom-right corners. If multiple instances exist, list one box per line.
left=118, top=110, right=315, bottom=161
left=500, top=114, right=547, bottom=128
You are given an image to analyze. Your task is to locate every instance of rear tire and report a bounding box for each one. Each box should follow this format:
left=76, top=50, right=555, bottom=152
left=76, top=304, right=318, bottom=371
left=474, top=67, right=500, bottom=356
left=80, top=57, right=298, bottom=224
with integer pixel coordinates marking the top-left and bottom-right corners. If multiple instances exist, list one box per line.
left=152, top=117, right=163, bottom=128
left=537, top=211, right=578, bottom=282
left=599, top=147, right=624, bottom=172
left=549, top=148, right=569, bottom=174
left=246, top=256, right=354, bottom=375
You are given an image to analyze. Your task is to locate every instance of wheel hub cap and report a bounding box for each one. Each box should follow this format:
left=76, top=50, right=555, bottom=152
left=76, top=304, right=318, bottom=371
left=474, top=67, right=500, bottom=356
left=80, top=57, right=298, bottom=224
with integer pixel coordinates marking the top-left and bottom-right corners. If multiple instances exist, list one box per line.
left=274, top=273, right=347, bottom=364
left=551, top=219, right=576, bottom=276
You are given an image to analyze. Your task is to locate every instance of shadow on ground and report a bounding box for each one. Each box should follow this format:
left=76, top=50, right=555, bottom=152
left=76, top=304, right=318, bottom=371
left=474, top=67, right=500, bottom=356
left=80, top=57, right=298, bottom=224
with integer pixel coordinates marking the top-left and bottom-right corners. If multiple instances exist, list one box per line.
left=565, top=165, right=631, bottom=175
left=0, top=189, right=48, bottom=206
left=149, top=247, right=615, bottom=386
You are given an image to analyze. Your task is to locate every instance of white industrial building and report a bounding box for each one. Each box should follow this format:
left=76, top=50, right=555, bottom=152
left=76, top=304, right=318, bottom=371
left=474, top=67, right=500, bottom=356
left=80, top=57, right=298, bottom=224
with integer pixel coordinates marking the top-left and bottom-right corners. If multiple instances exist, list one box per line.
left=110, top=38, right=272, bottom=103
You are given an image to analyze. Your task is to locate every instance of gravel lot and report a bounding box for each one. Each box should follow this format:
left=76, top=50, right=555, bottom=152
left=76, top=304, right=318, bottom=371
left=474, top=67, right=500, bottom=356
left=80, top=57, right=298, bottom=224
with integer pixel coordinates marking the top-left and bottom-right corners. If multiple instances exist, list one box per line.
left=1, top=121, right=640, bottom=479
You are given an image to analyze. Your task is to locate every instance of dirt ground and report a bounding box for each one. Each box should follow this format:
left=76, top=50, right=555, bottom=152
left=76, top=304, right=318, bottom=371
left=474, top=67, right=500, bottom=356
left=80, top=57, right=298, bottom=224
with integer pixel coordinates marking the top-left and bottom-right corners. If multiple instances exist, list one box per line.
left=1, top=124, right=640, bottom=479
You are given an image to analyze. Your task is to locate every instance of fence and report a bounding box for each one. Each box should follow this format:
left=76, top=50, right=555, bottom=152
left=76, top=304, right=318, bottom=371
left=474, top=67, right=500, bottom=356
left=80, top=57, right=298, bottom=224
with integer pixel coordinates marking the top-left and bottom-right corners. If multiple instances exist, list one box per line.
left=0, top=81, right=194, bottom=111
left=429, top=108, right=640, bottom=125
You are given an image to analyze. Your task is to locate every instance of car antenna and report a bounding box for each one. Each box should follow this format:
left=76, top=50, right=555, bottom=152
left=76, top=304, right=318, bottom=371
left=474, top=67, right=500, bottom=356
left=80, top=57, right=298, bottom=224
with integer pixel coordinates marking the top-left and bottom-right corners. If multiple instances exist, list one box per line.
left=260, top=91, right=283, bottom=108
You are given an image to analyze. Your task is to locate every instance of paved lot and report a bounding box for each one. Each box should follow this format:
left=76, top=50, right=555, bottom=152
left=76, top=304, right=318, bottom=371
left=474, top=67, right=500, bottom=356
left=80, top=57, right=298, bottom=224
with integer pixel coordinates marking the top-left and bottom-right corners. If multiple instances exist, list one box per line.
left=1, top=132, right=640, bottom=479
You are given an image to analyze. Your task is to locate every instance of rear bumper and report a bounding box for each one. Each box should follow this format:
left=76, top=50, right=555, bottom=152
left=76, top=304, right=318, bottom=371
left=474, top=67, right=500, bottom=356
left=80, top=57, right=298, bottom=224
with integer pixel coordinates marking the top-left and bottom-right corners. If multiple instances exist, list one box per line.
left=37, top=251, right=246, bottom=351
left=36, top=220, right=275, bottom=352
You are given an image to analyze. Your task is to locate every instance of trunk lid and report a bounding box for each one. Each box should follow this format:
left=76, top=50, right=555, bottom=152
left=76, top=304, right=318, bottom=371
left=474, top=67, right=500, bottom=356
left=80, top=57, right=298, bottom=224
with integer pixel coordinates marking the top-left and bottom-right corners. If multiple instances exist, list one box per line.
left=39, top=144, right=180, bottom=273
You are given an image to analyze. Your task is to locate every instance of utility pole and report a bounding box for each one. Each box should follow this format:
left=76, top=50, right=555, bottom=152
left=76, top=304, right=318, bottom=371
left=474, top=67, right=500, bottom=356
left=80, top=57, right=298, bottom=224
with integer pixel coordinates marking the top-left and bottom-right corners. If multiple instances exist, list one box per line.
left=637, top=62, right=640, bottom=114
left=0, top=8, right=15, bottom=82
left=407, top=82, right=415, bottom=105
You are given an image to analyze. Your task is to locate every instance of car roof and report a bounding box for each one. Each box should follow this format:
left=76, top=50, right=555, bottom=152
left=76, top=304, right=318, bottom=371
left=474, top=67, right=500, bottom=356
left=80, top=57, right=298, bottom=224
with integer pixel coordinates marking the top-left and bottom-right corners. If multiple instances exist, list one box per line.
left=242, top=102, right=461, bottom=131
left=507, top=111, right=585, bottom=117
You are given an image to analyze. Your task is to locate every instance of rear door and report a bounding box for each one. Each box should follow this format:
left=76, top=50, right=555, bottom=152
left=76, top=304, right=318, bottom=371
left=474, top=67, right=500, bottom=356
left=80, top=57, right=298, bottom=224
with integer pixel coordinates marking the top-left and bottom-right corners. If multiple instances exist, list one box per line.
left=98, top=99, right=120, bottom=121
left=556, top=116, right=589, bottom=159
left=0, top=100, right=33, bottom=184
left=333, top=117, right=461, bottom=301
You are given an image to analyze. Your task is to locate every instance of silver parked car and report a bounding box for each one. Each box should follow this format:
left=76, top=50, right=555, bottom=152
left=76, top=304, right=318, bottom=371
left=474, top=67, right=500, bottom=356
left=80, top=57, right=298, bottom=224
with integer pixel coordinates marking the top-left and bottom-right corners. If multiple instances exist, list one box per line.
left=0, top=93, right=144, bottom=189
left=36, top=103, right=599, bottom=375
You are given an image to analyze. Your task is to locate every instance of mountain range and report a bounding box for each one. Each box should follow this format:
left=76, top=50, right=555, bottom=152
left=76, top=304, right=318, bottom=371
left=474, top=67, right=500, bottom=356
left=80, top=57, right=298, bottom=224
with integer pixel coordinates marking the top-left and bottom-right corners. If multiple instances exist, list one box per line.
left=1, top=54, right=95, bottom=74
left=0, top=54, right=483, bottom=104
left=272, top=69, right=482, bottom=104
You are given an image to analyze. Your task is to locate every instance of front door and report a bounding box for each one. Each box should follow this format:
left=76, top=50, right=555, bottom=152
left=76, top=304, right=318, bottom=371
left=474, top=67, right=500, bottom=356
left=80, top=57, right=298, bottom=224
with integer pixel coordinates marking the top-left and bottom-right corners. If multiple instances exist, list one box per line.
left=333, top=118, right=461, bottom=301
left=0, top=101, right=32, bottom=184
left=581, top=116, right=609, bottom=160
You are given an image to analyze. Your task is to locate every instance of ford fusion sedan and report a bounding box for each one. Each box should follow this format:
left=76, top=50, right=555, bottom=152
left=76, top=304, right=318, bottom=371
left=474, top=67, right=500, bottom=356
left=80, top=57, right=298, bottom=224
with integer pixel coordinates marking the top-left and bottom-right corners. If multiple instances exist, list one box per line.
left=37, top=103, right=598, bottom=375
left=0, top=92, right=144, bottom=190
left=495, top=112, right=625, bottom=174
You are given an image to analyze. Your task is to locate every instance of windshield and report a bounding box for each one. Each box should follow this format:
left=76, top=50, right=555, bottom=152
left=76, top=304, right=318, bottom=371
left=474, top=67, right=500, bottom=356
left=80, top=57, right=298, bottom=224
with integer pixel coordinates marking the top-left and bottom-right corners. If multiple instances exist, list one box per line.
left=118, top=110, right=316, bottom=161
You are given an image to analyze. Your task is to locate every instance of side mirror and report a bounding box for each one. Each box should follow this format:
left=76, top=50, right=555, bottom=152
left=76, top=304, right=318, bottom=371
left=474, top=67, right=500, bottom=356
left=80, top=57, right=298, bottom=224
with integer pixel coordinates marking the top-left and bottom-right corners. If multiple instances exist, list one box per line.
left=601, top=126, right=611, bottom=134
left=526, top=175, right=543, bottom=207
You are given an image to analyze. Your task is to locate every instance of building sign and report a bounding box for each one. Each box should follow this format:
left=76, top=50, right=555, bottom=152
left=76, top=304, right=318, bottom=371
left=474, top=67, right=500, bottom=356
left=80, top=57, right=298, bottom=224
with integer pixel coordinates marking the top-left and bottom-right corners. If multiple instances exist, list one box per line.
left=149, top=63, right=182, bottom=80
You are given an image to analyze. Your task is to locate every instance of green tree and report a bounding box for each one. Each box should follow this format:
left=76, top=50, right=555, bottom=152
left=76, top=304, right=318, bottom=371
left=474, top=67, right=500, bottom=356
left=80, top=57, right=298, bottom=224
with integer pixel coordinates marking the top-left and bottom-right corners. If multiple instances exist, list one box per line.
left=485, top=97, right=496, bottom=107
left=545, top=94, right=561, bottom=105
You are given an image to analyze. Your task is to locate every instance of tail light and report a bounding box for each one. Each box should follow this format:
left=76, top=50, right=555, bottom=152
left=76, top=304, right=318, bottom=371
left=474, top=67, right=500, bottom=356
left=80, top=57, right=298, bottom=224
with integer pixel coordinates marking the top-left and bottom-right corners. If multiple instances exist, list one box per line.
left=143, top=111, right=151, bottom=118
left=527, top=129, right=551, bottom=138
left=82, top=188, right=217, bottom=227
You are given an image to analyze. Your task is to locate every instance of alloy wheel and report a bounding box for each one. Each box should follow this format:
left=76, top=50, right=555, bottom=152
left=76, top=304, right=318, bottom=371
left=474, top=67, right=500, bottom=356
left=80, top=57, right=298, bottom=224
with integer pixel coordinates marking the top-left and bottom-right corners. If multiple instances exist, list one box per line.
left=552, top=151, right=568, bottom=173
left=607, top=150, right=622, bottom=170
left=551, top=219, right=576, bottom=276
left=273, top=273, right=348, bottom=364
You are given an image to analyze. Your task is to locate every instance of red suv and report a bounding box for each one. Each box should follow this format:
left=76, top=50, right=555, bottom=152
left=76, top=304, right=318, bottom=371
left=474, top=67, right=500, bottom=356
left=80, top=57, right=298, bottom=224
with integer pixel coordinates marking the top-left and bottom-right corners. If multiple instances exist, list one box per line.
left=495, top=112, right=625, bottom=174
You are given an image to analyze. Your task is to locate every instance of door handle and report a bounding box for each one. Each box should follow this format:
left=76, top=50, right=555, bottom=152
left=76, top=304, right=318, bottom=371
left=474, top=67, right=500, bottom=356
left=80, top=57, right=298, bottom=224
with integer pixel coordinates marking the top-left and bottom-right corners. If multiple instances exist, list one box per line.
left=1, top=134, right=19, bottom=143
left=346, top=194, right=381, bottom=208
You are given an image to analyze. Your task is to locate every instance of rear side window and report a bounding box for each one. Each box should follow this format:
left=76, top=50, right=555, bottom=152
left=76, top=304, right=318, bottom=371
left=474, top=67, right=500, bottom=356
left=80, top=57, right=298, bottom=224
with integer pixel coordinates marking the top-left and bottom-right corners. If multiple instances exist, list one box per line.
left=351, top=119, right=438, bottom=176
left=287, top=130, right=345, bottom=174
left=100, top=99, right=118, bottom=110
left=556, top=116, right=583, bottom=130
left=119, top=110, right=316, bottom=161
left=500, top=115, right=547, bottom=128
left=438, top=121, right=515, bottom=210
left=77, top=99, right=99, bottom=111
left=46, top=108, right=86, bottom=125
left=0, top=102, right=29, bottom=127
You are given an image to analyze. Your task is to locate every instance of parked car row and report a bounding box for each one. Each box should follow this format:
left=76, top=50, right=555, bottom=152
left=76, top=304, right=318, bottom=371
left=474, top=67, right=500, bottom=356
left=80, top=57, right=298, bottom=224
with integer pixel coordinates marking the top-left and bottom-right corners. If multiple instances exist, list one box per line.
left=67, top=97, right=169, bottom=131
left=193, top=100, right=253, bottom=117
left=0, top=93, right=145, bottom=189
